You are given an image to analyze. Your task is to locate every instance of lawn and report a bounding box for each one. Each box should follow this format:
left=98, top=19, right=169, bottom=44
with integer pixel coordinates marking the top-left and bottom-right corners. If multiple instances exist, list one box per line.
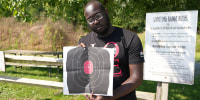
left=136, top=76, right=200, bottom=100
left=0, top=66, right=85, bottom=100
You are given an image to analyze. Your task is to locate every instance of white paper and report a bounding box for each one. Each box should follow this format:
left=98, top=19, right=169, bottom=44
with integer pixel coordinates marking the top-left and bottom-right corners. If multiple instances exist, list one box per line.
left=63, top=46, right=114, bottom=96
left=144, top=10, right=198, bottom=85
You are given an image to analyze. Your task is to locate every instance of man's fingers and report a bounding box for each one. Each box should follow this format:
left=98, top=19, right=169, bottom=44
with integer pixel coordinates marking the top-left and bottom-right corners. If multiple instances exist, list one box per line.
left=84, top=94, right=90, bottom=100
left=79, top=43, right=86, bottom=47
left=90, top=92, right=94, bottom=99
left=84, top=92, right=96, bottom=100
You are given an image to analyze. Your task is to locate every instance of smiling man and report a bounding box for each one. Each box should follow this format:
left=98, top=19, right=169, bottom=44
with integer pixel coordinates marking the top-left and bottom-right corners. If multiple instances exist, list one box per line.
left=79, top=0, right=144, bottom=100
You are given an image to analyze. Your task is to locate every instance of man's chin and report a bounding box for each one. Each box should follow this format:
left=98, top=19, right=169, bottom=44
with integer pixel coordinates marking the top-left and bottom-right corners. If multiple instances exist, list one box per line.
left=94, top=27, right=109, bottom=36
left=94, top=30, right=107, bottom=36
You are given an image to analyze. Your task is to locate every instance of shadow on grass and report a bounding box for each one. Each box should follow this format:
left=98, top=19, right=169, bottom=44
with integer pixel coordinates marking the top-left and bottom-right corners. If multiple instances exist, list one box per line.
left=137, top=76, right=200, bottom=100
left=42, top=99, right=51, bottom=100
left=168, top=76, right=200, bottom=100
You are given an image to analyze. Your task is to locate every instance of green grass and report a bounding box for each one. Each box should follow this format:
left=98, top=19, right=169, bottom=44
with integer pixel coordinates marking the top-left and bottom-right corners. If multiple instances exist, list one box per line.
left=0, top=66, right=85, bottom=100
left=0, top=82, right=85, bottom=100
left=1, top=65, right=62, bottom=81
left=136, top=76, right=200, bottom=100
left=196, top=33, right=200, bottom=62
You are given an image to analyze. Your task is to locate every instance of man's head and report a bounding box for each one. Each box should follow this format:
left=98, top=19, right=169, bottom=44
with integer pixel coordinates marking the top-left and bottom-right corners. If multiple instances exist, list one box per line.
left=84, top=0, right=111, bottom=36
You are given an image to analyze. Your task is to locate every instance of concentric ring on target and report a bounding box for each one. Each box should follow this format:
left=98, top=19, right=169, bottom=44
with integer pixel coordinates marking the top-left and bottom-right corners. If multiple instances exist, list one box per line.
left=65, top=47, right=111, bottom=94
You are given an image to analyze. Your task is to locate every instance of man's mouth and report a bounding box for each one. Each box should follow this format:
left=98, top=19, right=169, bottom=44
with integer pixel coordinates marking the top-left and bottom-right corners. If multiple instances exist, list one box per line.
left=96, top=25, right=103, bottom=30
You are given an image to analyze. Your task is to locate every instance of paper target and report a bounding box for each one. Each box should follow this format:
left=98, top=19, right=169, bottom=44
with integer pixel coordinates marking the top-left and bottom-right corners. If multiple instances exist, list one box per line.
left=63, top=46, right=114, bottom=96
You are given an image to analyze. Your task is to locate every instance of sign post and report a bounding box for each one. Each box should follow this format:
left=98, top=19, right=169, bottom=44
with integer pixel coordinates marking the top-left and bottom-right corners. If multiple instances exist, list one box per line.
left=156, top=82, right=162, bottom=100
left=144, top=10, right=198, bottom=100
left=0, top=51, right=5, bottom=72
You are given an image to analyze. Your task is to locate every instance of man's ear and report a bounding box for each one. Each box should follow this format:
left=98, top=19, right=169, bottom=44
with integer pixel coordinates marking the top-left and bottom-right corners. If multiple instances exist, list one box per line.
left=105, top=9, right=108, bottom=14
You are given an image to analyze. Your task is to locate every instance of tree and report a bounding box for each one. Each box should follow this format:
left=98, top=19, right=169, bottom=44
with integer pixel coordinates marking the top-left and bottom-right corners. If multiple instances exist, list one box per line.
left=0, top=0, right=199, bottom=32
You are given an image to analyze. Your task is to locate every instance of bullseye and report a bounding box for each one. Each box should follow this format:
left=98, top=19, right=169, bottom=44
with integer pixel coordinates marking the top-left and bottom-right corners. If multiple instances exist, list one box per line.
left=84, top=60, right=93, bottom=74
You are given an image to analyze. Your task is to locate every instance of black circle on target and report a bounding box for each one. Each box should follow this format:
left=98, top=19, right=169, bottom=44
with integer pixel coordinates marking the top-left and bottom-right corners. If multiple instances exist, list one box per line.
left=66, top=47, right=111, bottom=94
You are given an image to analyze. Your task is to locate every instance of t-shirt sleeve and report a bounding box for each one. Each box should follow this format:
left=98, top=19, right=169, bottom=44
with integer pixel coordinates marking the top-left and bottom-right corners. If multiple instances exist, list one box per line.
left=128, top=35, right=144, bottom=64
left=78, top=38, right=83, bottom=45
left=78, top=36, right=87, bottom=45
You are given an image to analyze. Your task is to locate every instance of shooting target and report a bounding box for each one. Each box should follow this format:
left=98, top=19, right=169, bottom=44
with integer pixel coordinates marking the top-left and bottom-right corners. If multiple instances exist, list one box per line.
left=63, top=47, right=114, bottom=95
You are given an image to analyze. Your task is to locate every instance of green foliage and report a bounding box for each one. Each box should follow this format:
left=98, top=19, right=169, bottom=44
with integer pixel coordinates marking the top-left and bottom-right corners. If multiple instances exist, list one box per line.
left=197, top=34, right=200, bottom=52
left=196, top=34, right=200, bottom=62
left=0, top=0, right=199, bottom=32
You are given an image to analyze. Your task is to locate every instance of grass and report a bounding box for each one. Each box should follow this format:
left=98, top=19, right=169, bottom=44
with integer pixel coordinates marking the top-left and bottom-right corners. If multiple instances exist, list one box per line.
left=0, top=82, right=85, bottom=100
left=196, top=33, right=200, bottom=62
left=136, top=76, right=200, bottom=100
left=0, top=66, right=85, bottom=100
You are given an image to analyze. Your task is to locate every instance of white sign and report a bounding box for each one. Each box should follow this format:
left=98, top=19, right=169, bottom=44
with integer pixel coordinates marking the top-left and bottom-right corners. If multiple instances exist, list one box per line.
left=144, top=10, right=198, bottom=85
left=0, top=51, right=5, bottom=72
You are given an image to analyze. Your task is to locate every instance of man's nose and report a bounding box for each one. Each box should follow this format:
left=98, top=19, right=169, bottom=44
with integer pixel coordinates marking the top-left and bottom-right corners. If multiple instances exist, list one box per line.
left=93, top=19, right=100, bottom=24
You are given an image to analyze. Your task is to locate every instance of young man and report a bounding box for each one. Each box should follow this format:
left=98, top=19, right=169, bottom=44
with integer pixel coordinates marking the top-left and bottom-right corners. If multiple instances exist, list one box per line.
left=79, top=0, right=144, bottom=100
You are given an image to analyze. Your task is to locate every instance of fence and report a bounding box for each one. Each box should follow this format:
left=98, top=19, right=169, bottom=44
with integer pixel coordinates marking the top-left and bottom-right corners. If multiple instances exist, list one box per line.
left=3, top=50, right=63, bottom=77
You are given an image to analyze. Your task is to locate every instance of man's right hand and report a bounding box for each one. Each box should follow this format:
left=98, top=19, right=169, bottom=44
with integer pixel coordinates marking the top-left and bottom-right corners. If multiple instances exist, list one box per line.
left=79, top=43, right=86, bottom=47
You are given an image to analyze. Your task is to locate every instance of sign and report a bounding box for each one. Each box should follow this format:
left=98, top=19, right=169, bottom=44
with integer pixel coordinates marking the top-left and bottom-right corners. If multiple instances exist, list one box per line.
left=0, top=51, right=5, bottom=72
left=144, top=10, right=198, bottom=85
left=63, top=46, right=114, bottom=96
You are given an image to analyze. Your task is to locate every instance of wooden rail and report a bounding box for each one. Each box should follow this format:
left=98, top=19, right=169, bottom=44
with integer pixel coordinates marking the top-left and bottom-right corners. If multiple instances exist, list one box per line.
left=4, top=50, right=63, bottom=56
left=3, top=50, right=63, bottom=77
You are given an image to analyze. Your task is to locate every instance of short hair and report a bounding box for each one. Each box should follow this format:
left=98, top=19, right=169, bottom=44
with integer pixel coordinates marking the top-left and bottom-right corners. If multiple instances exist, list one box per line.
left=84, top=0, right=105, bottom=12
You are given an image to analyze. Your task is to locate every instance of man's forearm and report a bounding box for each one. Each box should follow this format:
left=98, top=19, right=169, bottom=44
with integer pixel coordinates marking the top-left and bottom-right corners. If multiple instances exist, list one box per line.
left=111, top=77, right=143, bottom=99
left=111, top=63, right=144, bottom=100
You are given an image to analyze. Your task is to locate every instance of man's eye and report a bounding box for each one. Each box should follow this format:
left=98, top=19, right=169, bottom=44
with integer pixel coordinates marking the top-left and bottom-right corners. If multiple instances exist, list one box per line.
left=96, top=15, right=101, bottom=19
left=87, top=18, right=93, bottom=23
left=95, top=13, right=102, bottom=19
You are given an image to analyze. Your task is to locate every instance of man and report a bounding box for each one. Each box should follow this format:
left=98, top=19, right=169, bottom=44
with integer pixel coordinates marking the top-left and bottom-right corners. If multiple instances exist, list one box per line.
left=79, top=0, right=144, bottom=100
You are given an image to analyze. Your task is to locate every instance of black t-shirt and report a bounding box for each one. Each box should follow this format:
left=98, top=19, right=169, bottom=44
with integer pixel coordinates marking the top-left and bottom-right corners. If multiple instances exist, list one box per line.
left=78, top=27, right=144, bottom=98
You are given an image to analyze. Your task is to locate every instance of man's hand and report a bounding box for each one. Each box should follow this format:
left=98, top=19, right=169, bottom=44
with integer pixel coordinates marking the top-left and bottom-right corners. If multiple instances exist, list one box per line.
left=84, top=92, right=113, bottom=100
left=79, top=43, right=86, bottom=47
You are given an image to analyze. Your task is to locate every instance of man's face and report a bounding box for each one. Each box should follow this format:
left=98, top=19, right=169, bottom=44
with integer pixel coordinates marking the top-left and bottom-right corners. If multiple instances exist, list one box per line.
left=84, top=5, right=110, bottom=35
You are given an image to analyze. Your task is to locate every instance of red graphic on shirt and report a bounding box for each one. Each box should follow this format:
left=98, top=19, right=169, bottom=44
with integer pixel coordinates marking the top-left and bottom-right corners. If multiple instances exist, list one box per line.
left=84, top=60, right=93, bottom=74
left=113, top=59, right=123, bottom=77
left=104, top=42, right=123, bottom=77
left=104, top=42, right=119, bottom=58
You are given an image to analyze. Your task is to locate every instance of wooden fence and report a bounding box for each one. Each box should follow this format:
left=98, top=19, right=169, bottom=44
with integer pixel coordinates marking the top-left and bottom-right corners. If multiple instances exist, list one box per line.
left=3, top=50, right=63, bottom=77
left=0, top=50, right=158, bottom=100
